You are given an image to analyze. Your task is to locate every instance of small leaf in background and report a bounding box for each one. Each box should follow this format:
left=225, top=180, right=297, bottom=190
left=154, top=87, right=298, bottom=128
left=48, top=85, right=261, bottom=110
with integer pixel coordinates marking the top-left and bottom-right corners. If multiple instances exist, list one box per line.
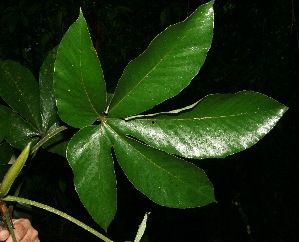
left=0, top=46, right=65, bottom=153
left=0, top=61, right=42, bottom=132
left=0, top=48, right=65, bottom=153
left=108, top=1, right=214, bottom=118
left=39, top=47, right=69, bottom=155
left=54, top=9, right=106, bottom=128
left=39, top=47, right=59, bottom=132
left=108, top=91, right=288, bottom=159
left=109, top=131, right=215, bottom=208
left=67, top=125, right=116, bottom=231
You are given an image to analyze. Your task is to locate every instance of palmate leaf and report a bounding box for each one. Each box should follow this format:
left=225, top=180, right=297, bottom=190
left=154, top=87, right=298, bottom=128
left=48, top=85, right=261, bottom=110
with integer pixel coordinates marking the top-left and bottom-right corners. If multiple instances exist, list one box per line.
left=57, top=2, right=217, bottom=230
left=107, top=91, right=288, bottom=159
left=0, top=48, right=65, bottom=152
left=53, top=9, right=106, bottom=128
left=107, top=0, right=214, bottom=118
left=54, top=0, right=287, bottom=232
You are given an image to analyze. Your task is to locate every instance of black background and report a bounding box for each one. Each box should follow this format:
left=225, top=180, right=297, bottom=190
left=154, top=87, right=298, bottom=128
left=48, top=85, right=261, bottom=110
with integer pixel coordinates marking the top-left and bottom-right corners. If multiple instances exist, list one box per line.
left=1, top=0, right=298, bottom=241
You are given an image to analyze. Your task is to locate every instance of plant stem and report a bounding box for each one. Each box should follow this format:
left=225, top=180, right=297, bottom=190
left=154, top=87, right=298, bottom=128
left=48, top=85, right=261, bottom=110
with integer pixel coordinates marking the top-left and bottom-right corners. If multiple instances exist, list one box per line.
left=3, top=211, right=17, bottom=242
left=3, top=196, right=113, bottom=242
left=31, top=126, right=67, bottom=155
left=0, top=201, right=17, bottom=242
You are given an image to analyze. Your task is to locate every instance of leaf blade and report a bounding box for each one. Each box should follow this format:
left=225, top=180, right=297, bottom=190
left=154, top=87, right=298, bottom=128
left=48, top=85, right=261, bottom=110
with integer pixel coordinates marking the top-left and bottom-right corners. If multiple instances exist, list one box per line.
left=54, top=10, right=106, bottom=128
left=0, top=105, right=39, bottom=150
left=39, top=47, right=59, bottom=132
left=0, top=61, right=42, bottom=131
left=107, top=128, right=215, bottom=208
left=67, top=126, right=116, bottom=231
left=108, top=91, right=288, bottom=159
left=108, top=1, right=214, bottom=118
left=6, top=111, right=40, bottom=150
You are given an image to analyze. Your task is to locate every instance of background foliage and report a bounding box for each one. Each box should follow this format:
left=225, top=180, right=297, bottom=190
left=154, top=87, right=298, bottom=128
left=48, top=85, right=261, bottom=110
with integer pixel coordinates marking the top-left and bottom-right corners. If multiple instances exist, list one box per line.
left=1, top=0, right=298, bottom=241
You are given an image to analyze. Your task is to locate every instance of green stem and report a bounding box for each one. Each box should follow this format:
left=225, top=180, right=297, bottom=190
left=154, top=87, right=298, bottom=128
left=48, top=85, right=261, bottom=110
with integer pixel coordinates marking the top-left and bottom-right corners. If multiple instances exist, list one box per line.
left=31, top=126, right=67, bottom=155
left=3, top=210, right=17, bottom=242
left=3, top=196, right=113, bottom=242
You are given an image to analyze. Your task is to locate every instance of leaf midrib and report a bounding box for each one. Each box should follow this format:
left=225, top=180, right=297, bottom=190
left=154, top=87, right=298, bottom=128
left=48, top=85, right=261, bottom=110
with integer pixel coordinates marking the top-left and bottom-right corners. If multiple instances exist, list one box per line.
left=78, top=24, right=100, bottom=117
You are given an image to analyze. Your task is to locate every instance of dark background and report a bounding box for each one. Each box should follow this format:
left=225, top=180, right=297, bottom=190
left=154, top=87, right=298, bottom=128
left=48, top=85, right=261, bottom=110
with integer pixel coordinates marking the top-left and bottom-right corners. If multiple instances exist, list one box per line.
left=1, top=0, right=298, bottom=241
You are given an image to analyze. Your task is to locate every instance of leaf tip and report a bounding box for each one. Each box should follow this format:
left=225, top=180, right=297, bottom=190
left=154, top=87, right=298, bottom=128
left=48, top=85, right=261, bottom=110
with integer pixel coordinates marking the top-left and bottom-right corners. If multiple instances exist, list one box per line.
left=78, top=7, right=85, bottom=20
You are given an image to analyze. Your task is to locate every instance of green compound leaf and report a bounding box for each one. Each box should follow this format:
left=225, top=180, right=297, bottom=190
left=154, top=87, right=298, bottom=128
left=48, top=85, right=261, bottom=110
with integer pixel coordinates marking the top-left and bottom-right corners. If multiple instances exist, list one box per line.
left=108, top=1, right=214, bottom=118
left=54, top=9, right=106, bottom=128
left=108, top=130, right=215, bottom=208
left=0, top=61, right=42, bottom=132
left=52, top=0, right=288, bottom=232
left=107, top=91, right=288, bottom=159
left=67, top=125, right=116, bottom=231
